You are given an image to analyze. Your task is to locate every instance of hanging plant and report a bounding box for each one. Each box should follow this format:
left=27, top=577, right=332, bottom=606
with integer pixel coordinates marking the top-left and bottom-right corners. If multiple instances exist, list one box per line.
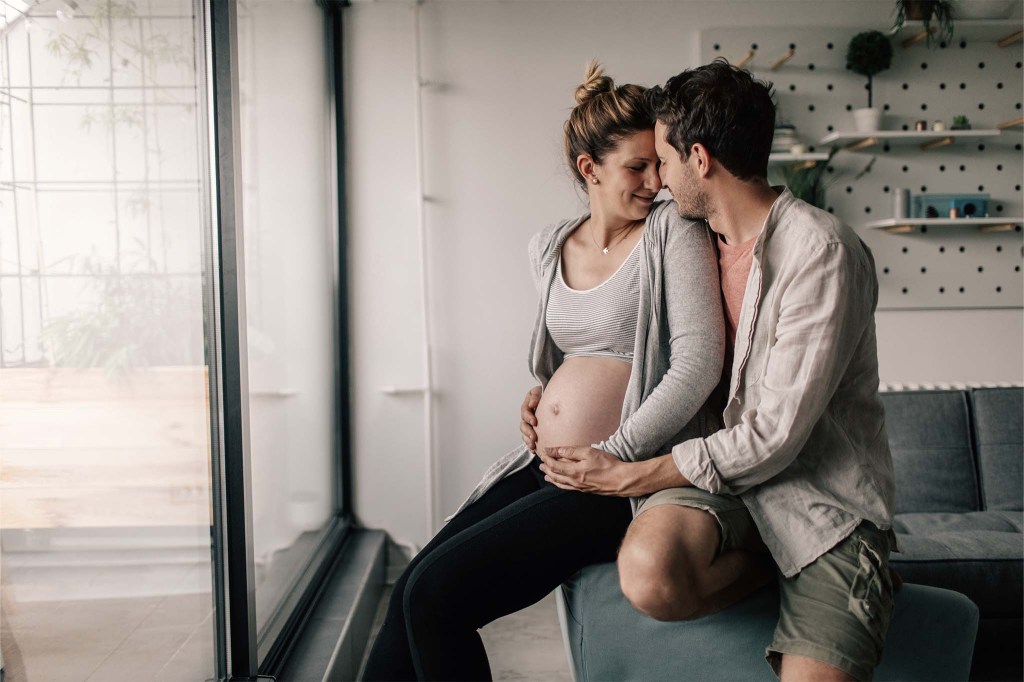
left=892, top=0, right=956, bottom=48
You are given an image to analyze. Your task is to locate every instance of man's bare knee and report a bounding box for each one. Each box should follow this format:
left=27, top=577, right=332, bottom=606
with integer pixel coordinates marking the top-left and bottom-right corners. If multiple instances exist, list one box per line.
left=617, top=506, right=720, bottom=621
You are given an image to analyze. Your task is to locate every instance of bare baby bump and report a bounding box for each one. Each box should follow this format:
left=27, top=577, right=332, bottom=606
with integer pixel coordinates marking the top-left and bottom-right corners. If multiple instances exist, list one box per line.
left=534, top=356, right=632, bottom=453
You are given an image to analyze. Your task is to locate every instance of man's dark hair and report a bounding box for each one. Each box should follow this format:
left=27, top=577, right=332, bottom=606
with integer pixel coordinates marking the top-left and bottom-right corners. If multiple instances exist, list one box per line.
left=647, top=59, right=776, bottom=181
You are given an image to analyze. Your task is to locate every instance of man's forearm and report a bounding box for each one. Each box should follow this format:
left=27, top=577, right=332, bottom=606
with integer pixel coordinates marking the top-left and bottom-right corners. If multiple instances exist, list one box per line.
left=619, top=453, right=692, bottom=497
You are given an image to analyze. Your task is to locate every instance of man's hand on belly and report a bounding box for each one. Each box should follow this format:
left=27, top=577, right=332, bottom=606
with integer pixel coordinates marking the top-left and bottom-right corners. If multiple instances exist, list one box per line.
left=537, top=447, right=693, bottom=497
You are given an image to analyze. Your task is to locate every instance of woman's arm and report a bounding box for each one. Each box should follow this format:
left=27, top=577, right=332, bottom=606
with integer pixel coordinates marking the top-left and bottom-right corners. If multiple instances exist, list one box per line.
left=593, top=205, right=725, bottom=461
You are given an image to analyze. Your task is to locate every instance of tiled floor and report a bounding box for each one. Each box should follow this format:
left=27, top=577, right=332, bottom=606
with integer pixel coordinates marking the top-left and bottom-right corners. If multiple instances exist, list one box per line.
left=357, top=585, right=574, bottom=682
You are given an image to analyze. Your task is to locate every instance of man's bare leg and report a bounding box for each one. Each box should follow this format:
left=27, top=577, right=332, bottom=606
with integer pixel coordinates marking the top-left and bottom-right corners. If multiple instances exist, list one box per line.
left=616, top=505, right=775, bottom=621
left=779, top=654, right=857, bottom=682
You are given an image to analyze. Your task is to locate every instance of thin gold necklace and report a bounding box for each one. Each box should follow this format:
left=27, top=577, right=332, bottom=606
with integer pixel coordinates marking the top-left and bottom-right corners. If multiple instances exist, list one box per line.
left=589, top=220, right=639, bottom=255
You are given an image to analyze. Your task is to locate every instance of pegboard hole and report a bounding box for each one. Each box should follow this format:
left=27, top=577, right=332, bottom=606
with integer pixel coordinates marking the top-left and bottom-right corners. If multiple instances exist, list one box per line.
left=959, top=165, right=966, bottom=172
left=959, top=83, right=966, bottom=89
left=808, top=63, right=815, bottom=70
left=883, top=267, right=890, bottom=274
left=978, top=144, right=986, bottom=151
left=713, top=43, right=720, bottom=50
left=883, top=104, right=890, bottom=111
left=1014, top=185, right=1021, bottom=192
left=865, top=206, right=872, bottom=213
left=997, top=245, right=1003, bottom=253
left=939, top=83, right=946, bottom=89
left=827, top=42, right=834, bottom=50
left=979, top=185, right=985, bottom=191
left=978, top=61, right=985, bottom=69
left=902, top=165, right=909, bottom=172
left=997, top=204, right=1004, bottom=212
left=921, top=63, right=928, bottom=70
left=997, top=287, right=1003, bottom=293
left=939, top=246, right=946, bottom=253
left=751, top=43, right=758, bottom=49
left=808, top=104, right=815, bottom=112
left=789, top=84, right=796, bottom=91
left=959, top=287, right=965, bottom=293
left=959, top=246, right=966, bottom=252
left=846, top=104, right=853, bottom=111
left=997, top=82, right=1004, bottom=89
left=939, top=165, right=946, bottom=172
left=920, top=185, right=928, bottom=192
left=789, top=43, right=796, bottom=50
left=978, top=103, right=985, bottom=110
left=960, top=40, right=967, bottom=48
left=921, top=267, right=927, bottom=273
left=827, top=124, right=834, bottom=132
left=902, top=83, right=909, bottom=90
left=827, top=83, right=834, bottom=91
left=978, top=266, right=984, bottom=273
left=939, top=287, right=945, bottom=293
left=920, top=103, right=928, bottom=111
left=997, top=165, right=1003, bottom=172
left=902, top=288, right=909, bottom=294
left=846, top=186, right=853, bottom=193
left=901, top=124, right=909, bottom=131
left=902, top=247, right=909, bottom=254
left=883, top=186, right=890, bottom=192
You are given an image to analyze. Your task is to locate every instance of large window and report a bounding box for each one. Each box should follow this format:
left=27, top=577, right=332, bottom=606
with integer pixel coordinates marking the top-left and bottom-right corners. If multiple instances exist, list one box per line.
left=0, top=0, right=349, bottom=679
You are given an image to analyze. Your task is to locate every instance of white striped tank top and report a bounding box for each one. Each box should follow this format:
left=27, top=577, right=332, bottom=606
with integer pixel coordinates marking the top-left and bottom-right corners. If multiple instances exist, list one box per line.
left=546, top=237, right=642, bottom=362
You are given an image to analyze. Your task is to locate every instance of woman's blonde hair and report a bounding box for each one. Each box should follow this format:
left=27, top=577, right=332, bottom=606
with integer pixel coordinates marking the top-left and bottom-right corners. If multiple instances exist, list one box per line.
left=563, top=60, right=652, bottom=188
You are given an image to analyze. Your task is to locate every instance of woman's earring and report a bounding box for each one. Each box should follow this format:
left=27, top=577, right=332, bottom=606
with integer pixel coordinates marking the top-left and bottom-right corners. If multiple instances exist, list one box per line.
left=591, top=177, right=599, bottom=184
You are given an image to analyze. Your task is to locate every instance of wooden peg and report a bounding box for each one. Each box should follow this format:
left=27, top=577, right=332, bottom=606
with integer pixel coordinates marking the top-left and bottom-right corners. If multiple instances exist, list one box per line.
left=920, top=136, right=954, bottom=151
left=884, top=224, right=916, bottom=234
left=997, top=117, right=1024, bottom=129
left=901, top=28, right=932, bottom=48
left=997, top=30, right=1023, bottom=47
left=793, top=160, right=819, bottom=171
left=735, top=50, right=755, bottom=69
left=846, top=137, right=878, bottom=151
left=769, top=48, right=796, bottom=71
left=979, top=223, right=1018, bottom=233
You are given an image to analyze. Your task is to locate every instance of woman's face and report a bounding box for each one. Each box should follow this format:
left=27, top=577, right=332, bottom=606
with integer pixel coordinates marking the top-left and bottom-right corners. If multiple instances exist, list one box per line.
left=588, top=129, right=661, bottom=222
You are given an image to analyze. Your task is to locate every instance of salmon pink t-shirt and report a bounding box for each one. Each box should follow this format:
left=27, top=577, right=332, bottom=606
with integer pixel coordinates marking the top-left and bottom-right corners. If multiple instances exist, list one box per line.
left=718, top=233, right=757, bottom=358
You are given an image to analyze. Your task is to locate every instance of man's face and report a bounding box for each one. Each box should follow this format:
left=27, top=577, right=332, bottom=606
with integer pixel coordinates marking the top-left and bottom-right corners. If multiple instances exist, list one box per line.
left=654, top=121, right=711, bottom=222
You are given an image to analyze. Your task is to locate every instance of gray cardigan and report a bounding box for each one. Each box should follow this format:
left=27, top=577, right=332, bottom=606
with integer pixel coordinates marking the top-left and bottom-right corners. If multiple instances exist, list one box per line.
left=445, top=200, right=726, bottom=523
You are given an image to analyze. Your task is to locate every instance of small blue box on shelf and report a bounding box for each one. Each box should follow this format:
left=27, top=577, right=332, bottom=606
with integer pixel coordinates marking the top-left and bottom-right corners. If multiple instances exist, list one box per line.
left=913, top=193, right=990, bottom=219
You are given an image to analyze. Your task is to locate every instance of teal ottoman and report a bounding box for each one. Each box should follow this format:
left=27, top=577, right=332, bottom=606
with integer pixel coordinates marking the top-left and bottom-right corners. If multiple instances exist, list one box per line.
left=556, top=563, right=979, bottom=681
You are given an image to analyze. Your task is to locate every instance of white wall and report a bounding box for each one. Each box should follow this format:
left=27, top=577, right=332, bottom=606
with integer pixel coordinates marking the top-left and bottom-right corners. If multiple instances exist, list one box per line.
left=344, top=0, right=1024, bottom=550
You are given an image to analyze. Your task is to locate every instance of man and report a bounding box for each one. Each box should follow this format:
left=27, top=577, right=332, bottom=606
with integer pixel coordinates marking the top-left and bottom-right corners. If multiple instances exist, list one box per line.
left=524, top=59, right=897, bottom=681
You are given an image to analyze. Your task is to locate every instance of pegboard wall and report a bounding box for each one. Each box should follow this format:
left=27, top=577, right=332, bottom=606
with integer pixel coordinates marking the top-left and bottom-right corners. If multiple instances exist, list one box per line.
left=701, top=25, right=1024, bottom=310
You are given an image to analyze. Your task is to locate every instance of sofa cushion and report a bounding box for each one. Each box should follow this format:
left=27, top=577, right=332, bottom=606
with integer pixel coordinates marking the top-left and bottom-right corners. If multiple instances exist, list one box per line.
left=891, top=512, right=1023, bottom=616
left=880, top=391, right=980, bottom=513
left=971, top=388, right=1023, bottom=511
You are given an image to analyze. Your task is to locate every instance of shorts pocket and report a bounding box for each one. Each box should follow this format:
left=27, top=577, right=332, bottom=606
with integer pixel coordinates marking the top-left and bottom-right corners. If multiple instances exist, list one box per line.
left=847, top=536, right=894, bottom=650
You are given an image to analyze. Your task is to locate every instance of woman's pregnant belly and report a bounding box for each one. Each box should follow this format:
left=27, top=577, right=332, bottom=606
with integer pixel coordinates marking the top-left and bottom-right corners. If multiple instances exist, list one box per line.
left=534, top=356, right=632, bottom=453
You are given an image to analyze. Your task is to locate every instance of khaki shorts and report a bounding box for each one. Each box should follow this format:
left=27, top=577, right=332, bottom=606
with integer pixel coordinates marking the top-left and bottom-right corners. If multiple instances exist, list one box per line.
left=767, top=520, right=897, bottom=681
left=634, top=486, right=767, bottom=556
left=637, top=488, right=896, bottom=681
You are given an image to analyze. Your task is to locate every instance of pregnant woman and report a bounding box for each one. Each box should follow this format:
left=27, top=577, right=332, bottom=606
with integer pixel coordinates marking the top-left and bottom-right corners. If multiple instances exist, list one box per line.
left=363, top=62, right=725, bottom=682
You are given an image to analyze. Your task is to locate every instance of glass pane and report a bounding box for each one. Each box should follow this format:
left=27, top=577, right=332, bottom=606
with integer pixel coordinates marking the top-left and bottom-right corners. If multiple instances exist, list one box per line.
left=0, top=1, right=216, bottom=680
left=234, top=0, right=338, bottom=636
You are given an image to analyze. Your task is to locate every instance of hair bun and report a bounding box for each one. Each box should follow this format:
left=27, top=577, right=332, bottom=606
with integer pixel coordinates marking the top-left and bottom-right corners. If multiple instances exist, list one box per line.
left=574, top=59, right=615, bottom=105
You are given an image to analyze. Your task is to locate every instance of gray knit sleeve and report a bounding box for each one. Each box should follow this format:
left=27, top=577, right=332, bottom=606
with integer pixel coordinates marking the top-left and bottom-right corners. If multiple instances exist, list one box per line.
left=595, top=208, right=725, bottom=460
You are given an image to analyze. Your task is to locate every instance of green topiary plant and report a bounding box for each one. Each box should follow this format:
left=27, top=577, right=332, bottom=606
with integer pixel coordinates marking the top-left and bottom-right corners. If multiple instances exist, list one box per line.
left=845, top=31, right=894, bottom=109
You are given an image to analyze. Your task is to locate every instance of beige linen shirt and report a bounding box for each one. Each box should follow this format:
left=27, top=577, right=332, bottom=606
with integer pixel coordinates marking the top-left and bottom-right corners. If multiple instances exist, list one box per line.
left=674, top=188, right=897, bottom=577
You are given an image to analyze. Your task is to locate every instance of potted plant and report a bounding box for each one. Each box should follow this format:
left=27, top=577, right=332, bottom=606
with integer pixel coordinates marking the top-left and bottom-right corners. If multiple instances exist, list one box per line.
left=776, top=148, right=875, bottom=210
left=951, top=115, right=971, bottom=130
left=846, top=31, right=893, bottom=132
left=892, top=0, right=955, bottom=48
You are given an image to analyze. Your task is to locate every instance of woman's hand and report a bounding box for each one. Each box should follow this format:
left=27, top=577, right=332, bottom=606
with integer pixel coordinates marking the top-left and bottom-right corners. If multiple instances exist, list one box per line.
left=520, top=385, right=542, bottom=451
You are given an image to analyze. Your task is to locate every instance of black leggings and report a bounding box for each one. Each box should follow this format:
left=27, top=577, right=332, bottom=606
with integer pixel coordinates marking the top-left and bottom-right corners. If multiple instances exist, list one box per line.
left=361, top=454, right=633, bottom=681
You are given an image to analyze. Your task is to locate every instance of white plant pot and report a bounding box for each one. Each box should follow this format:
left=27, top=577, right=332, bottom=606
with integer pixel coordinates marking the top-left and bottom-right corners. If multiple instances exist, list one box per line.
left=853, top=108, right=882, bottom=133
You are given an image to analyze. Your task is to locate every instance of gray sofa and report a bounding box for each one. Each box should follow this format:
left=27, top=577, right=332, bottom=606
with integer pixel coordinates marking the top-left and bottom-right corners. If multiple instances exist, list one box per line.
left=555, top=387, right=1022, bottom=681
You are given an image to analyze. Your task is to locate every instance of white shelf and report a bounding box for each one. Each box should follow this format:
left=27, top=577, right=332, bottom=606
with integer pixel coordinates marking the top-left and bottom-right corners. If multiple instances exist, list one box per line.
left=863, top=217, right=1024, bottom=234
left=820, top=130, right=1002, bottom=150
left=768, top=152, right=830, bottom=164
left=893, top=19, right=1024, bottom=46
